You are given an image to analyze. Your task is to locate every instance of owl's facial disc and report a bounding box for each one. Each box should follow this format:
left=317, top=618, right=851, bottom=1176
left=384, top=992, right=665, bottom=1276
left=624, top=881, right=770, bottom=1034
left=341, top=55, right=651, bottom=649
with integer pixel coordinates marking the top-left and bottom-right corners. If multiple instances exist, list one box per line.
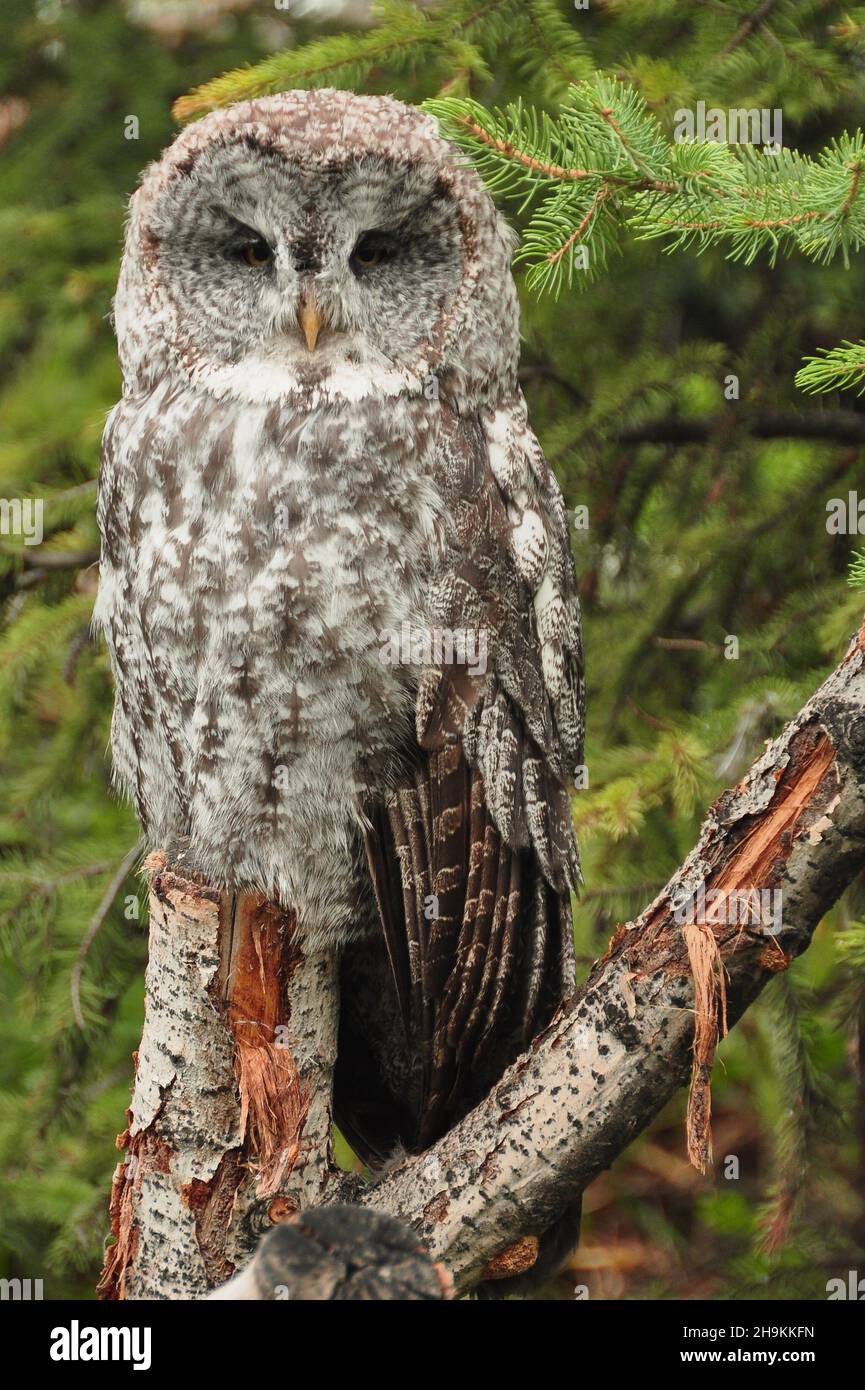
left=119, top=93, right=522, bottom=404
left=143, top=141, right=469, bottom=390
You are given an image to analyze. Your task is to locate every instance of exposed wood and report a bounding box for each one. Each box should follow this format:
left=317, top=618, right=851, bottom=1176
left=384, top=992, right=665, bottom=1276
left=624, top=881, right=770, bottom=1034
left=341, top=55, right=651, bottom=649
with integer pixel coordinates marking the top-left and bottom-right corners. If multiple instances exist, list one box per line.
left=217, top=891, right=309, bottom=1198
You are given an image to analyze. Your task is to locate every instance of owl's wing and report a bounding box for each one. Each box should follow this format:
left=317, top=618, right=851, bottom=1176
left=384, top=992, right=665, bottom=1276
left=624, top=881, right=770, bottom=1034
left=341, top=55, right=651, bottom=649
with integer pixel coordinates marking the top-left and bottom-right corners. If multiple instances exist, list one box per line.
left=335, top=394, right=584, bottom=1158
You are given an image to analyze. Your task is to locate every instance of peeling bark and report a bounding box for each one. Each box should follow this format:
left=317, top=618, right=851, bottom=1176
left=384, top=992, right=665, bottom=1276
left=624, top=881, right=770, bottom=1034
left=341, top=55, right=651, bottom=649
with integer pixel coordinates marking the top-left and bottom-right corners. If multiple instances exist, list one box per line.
left=102, top=623, right=865, bottom=1298
left=99, top=856, right=339, bottom=1300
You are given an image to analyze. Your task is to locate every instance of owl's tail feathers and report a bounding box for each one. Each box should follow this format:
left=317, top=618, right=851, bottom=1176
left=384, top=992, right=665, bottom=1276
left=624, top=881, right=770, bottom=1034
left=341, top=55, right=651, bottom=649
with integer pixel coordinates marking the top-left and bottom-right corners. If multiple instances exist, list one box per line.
left=334, top=745, right=574, bottom=1168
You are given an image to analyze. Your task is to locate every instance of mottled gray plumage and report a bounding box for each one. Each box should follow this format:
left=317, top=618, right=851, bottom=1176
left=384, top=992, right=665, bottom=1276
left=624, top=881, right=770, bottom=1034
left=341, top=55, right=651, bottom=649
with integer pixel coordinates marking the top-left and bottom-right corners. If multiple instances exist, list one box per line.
left=96, top=89, right=584, bottom=1159
left=211, top=1205, right=448, bottom=1301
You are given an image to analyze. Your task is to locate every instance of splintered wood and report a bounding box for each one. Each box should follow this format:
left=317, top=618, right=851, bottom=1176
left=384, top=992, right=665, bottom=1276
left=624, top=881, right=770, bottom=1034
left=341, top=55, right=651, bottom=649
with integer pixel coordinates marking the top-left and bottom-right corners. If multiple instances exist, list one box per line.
left=681, top=729, right=837, bottom=1172
left=683, top=920, right=727, bottom=1174
left=217, top=891, right=309, bottom=1197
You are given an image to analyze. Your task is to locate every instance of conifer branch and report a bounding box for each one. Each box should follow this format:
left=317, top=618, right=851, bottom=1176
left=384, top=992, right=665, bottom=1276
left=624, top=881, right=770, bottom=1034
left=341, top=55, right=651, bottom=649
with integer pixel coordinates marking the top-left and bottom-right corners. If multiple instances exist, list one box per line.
left=173, top=27, right=865, bottom=376
left=70, top=841, right=143, bottom=1032
left=796, top=340, right=865, bottom=396
left=849, top=551, right=865, bottom=589
left=172, top=0, right=591, bottom=121
left=613, top=409, right=865, bottom=445
left=723, top=0, right=781, bottom=57
left=428, top=78, right=865, bottom=294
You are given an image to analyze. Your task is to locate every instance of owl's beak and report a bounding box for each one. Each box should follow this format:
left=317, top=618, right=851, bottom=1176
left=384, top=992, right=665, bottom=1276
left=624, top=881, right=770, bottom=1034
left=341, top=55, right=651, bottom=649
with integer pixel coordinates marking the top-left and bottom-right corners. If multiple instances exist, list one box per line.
left=297, top=288, right=322, bottom=352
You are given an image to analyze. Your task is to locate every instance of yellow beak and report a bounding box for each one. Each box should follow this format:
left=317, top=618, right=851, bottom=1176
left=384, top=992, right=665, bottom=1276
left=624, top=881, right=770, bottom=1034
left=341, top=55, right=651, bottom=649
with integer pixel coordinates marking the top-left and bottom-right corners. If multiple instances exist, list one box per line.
left=298, top=289, right=322, bottom=352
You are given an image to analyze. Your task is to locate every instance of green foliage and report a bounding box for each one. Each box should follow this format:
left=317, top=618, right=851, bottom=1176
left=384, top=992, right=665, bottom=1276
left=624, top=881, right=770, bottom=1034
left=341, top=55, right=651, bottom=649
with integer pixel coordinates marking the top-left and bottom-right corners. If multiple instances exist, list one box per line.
left=796, top=338, right=865, bottom=395
left=849, top=550, right=865, bottom=589
left=2, top=0, right=864, bottom=1301
left=172, top=0, right=593, bottom=118
left=0, top=0, right=313, bottom=1300
left=426, top=82, right=865, bottom=294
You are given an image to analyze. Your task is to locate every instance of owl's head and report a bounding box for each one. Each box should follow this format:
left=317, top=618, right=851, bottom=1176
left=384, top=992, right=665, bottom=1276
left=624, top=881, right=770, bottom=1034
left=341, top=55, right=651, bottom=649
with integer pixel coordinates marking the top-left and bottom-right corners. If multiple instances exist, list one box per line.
left=116, top=90, right=519, bottom=407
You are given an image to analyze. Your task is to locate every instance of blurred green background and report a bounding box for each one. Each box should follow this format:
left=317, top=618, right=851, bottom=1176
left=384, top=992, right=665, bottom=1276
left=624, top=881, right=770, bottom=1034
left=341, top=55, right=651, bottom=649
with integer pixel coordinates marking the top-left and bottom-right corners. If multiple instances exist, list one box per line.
left=1, top=0, right=864, bottom=1299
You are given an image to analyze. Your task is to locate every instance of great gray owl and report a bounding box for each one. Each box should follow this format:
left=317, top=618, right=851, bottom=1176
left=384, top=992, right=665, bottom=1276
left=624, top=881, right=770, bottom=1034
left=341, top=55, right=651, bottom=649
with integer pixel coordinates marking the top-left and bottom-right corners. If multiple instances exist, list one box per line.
left=95, top=89, right=584, bottom=1167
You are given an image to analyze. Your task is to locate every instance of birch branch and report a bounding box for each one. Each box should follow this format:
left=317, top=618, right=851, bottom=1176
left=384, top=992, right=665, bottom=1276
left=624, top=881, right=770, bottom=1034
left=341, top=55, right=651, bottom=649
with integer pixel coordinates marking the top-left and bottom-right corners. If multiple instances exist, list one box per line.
left=360, top=619, right=865, bottom=1292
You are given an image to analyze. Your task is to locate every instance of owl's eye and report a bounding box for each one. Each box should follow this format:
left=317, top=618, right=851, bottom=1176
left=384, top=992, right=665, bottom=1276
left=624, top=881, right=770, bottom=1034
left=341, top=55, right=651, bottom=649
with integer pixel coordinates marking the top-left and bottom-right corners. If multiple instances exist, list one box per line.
left=240, top=239, right=273, bottom=268
left=350, top=232, right=395, bottom=274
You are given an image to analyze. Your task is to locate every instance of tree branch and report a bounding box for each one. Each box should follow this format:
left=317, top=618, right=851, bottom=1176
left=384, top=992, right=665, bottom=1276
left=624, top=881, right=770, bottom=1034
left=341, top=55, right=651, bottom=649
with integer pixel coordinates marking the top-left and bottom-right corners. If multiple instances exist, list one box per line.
left=612, top=410, right=865, bottom=446
left=722, top=0, right=780, bottom=57
left=359, top=619, right=865, bottom=1292
left=15, top=546, right=99, bottom=570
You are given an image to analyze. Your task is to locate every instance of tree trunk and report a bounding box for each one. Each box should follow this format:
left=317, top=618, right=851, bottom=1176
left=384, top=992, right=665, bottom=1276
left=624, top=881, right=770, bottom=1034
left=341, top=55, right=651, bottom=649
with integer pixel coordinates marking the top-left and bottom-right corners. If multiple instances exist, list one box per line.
left=100, top=620, right=865, bottom=1298
left=98, top=860, right=339, bottom=1299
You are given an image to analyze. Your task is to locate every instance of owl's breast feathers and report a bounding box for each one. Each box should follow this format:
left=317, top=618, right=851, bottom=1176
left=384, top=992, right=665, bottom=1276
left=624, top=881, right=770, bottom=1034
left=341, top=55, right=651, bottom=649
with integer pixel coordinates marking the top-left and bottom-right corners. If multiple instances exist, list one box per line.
left=96, top=375, right=584, bottom=1150
left=97, top=378, right=446, bottom=943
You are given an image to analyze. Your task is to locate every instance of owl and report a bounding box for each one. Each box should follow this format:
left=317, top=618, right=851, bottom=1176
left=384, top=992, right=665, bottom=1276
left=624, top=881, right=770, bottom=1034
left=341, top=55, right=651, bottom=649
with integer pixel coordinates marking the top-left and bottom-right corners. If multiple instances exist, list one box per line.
left=95, top=89, right=584, bottom=1167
